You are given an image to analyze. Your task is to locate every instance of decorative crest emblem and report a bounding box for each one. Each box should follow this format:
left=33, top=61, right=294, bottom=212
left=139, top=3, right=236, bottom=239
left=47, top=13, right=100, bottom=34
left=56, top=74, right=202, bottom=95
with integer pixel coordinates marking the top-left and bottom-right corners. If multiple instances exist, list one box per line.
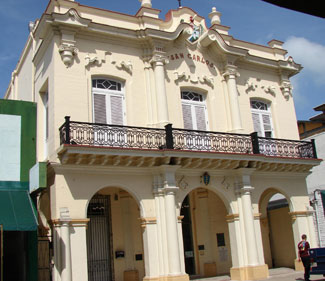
left=202, top=172, right=210, bottom=186
left=188, top=16, right=203, bottom=43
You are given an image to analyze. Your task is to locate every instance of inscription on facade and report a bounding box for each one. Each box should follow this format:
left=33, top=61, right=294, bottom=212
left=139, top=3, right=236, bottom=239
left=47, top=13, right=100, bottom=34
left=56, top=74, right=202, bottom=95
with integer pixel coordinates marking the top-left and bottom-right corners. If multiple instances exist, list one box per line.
left=168, top=52, right=214, bottom=68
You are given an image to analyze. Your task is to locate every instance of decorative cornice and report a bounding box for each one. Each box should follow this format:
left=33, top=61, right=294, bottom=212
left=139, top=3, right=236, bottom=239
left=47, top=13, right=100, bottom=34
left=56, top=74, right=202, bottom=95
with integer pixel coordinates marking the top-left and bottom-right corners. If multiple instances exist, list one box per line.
left=140, top=217, right=157, bottom=228
left=226, top=213, right=239, bottom=222
left=150, top=54, right=169, bottom=65
left=289, top=210, right=315, bottom=221
left=177, top=215, right=184, bottom=222
left=223, top=64, right=240, bottom=79
left=199, top=29, right=248, bottom=58
left=52, top=218, right=90, bottom=226
left=254, top=213, right=262, bottom=219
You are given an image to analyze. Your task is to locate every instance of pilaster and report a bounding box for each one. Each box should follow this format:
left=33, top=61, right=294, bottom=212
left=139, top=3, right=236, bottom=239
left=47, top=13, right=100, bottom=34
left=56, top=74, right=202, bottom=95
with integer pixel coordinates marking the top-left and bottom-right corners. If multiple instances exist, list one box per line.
left=120, top=191, right=136, bottom=270
left=143, top=58, right=156, bottom=126
left=141, top=217, right=160, bottom=279
left=197, top=190, right=216, bottom=276
left=230, top=169, right=269, bottom=280
left=52, top=208, right=90, bottom=281
left=290, top=207, right=317, bottom=271
left=150, top=53, right=170, bottom=128
left=59, top=208, right=72, bottom=281
left=151, top=165, right=188, bottom=280
left=223, top=64, right=242, bottom=132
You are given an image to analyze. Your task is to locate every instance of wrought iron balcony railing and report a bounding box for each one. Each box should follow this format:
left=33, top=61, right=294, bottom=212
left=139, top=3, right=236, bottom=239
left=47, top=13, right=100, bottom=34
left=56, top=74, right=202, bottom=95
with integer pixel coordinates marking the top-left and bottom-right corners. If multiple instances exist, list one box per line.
left=59, top=117, right=317, bottom=159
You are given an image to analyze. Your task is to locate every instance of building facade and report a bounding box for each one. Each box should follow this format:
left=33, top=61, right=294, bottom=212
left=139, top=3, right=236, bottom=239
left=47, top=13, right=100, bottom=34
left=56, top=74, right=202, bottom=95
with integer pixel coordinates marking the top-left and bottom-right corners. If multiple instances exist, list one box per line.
left=298, top=104, right=325, bottom=247
left=4, top=0, right=321, bottom=280
left=0, top=99, right=38, bottom=281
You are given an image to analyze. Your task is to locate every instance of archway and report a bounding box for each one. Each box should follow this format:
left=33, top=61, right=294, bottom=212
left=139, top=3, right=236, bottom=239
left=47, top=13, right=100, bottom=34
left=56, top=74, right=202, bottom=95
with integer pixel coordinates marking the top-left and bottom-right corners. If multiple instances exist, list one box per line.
left=86, top=187, right=144, bottom=281
left=259, top=188, right=296, bottom=269
left=180, top=188, right=232, bottom=278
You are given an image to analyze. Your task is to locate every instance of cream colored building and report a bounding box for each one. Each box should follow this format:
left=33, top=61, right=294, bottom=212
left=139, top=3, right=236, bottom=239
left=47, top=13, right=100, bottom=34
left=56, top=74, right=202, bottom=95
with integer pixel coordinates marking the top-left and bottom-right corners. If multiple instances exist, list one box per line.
left=5, top=0, right=321, bottom=281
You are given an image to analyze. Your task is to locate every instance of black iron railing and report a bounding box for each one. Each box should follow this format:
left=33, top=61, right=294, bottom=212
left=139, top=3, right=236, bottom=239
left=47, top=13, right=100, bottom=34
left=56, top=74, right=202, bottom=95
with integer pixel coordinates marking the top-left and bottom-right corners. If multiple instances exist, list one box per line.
left=257, top=136, right=316, bottom=159
left=172, top=128, right=253, bottom=154
left=59, top=116, right=317, bottom=159
left=59, top=117, right=166, bottom=150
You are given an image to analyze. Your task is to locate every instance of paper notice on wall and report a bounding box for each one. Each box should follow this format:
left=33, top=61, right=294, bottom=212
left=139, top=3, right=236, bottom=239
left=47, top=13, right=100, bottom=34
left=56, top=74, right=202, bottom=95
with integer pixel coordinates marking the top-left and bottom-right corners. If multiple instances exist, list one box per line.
left=218, top=247, right=228, bottom=262
left=185, top=251, right=194, bottom=258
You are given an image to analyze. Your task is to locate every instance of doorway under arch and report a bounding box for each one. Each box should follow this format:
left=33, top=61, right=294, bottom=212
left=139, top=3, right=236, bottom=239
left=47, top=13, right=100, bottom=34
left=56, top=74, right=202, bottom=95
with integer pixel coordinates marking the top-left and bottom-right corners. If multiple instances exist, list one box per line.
left=259, top=189, right=296, bottom=269
left=86, top=187, right=144, bottom=281
left=180, top=188, right=232, bottom=278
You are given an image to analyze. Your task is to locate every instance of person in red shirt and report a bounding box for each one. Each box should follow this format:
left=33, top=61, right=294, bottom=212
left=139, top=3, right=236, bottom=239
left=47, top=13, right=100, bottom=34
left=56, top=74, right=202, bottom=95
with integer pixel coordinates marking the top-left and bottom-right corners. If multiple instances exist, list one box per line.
left=298, top=234, right=311, bottom=281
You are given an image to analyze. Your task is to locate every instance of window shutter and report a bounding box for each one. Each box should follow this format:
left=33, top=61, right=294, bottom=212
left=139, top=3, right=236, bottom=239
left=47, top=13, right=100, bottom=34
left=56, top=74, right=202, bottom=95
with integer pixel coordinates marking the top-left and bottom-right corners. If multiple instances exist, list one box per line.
left=252, top=113, right=262, bottom=136
left=195, top=105, right=207, bottom=131
left=262, top=114, right=272, bottom=131
left=110, top=95, right=124, bottom=125
left=93, top=94, right=107, bottom=124
left=182, top=103, right=193, bottom=130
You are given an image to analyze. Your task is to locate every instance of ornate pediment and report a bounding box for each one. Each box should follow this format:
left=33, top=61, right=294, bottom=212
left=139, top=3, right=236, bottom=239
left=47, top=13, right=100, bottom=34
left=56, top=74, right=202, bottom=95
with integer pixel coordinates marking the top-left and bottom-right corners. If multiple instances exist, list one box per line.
left=51, top=9, right=91, bottom=28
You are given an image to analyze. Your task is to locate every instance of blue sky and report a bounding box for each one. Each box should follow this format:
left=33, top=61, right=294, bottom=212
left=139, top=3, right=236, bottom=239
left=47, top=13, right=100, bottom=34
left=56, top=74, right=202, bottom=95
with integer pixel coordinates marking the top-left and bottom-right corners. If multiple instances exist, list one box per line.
left=0, top=0, right=324, bottom=120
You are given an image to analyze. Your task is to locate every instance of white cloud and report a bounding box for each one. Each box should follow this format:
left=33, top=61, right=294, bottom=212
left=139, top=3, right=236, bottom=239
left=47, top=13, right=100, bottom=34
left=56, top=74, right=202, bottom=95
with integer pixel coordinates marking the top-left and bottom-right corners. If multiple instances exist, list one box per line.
left=0, top=53, right=16, bottom=63
left=284, top=36, right=325, bottom=85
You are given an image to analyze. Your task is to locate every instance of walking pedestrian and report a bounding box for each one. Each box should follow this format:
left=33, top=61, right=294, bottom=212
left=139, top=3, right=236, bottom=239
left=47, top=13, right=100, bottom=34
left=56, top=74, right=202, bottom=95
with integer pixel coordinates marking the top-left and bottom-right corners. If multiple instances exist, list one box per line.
left=298, top=234, right=311, bottom=281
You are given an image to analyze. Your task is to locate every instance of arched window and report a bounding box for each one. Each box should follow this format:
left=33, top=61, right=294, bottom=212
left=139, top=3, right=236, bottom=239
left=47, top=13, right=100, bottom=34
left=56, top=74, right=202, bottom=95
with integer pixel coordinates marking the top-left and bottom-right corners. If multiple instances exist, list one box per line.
left=181, top=90, right=208, bottom=131
left=250, top=100, right=273, bottom=137
left=92, top=78, right=125, bottom=125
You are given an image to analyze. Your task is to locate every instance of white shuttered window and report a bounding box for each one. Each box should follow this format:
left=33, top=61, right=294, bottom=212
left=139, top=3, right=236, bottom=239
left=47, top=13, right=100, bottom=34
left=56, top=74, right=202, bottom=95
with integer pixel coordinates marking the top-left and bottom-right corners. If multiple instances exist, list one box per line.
left=181, top=91, right=208, bottom=131
left=92, top=79, right=125, bottom=125
left=250, top=100, right=273, bottom=137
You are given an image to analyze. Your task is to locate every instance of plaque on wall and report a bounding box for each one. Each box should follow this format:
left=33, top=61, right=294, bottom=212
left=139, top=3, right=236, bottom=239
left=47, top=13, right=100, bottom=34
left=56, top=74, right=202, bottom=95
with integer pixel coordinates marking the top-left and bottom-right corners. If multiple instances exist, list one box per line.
left=185, top=251, right=194, bottom=258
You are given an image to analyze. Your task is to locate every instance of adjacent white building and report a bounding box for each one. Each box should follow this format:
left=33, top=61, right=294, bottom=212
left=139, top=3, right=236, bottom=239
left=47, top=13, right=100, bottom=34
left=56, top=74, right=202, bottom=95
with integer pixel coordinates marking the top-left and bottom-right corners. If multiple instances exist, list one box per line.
left=298, top=104, right=325, bottom=246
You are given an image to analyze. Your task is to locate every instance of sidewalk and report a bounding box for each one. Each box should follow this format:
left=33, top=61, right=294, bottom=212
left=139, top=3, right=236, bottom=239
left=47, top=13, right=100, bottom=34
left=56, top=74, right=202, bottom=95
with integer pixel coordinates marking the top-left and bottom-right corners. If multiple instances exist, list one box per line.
left=191, top=267, right=325, bottom=281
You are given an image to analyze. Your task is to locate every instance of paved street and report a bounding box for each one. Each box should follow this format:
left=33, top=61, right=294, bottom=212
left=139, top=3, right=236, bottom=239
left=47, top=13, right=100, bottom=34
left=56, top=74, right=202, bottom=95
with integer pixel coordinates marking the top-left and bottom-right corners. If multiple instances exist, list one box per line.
left=192, top=268, right=325, bottom=281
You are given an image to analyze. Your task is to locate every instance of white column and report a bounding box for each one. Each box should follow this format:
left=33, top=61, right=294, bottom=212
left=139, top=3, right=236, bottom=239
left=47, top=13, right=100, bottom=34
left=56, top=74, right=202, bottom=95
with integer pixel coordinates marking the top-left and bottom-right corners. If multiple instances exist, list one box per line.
left=227, top=214, right=245, bottom=268
left=52, top=224, right=62, bottom=281
left=151, top=54, right=169, bottom=127
left=236, top=169, right=259, bottom=266
left=121, top=193, right=135, bottom=270
left=254, top=214, right=266, bottom=265
left=177, top=215, right=186, bottom=274
left=222, top=78, right=231, bottom=130
left=141, top=218, right=160, bottom=278
left=58, top=207, right=72, bottom=281
left=291, top=208, right=317, bottom=250
left=165, top=189, right=182, bottom=275
left=60, top=220, right=72, bottom=281
left=70, top=220, right=89, bottom=281
left=241, top=187, right=259, bottom=266
left=223, top=64, right=242, bottom=132
left=197, top=190, right=213, bottom=262
left=144, top=60, right=155, bottom=126
left=156, top=191, right=169, bottom=275
left=152, top=165, right=185, bottom=277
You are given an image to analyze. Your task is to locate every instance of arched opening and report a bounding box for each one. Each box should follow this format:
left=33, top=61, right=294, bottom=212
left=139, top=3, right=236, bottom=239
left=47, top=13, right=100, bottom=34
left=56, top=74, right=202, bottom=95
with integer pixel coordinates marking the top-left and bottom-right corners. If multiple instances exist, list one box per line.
left=180, top=188, right=231, bottom=278
left=86, top=187, right=144, bottom=281
left=259, top=189, right=295, bottom=269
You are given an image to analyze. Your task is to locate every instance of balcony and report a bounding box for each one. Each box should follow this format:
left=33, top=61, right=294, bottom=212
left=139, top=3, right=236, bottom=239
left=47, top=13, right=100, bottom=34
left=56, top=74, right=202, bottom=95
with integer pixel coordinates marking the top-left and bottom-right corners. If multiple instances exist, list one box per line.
left=57, top=117, right=319, bottom=172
